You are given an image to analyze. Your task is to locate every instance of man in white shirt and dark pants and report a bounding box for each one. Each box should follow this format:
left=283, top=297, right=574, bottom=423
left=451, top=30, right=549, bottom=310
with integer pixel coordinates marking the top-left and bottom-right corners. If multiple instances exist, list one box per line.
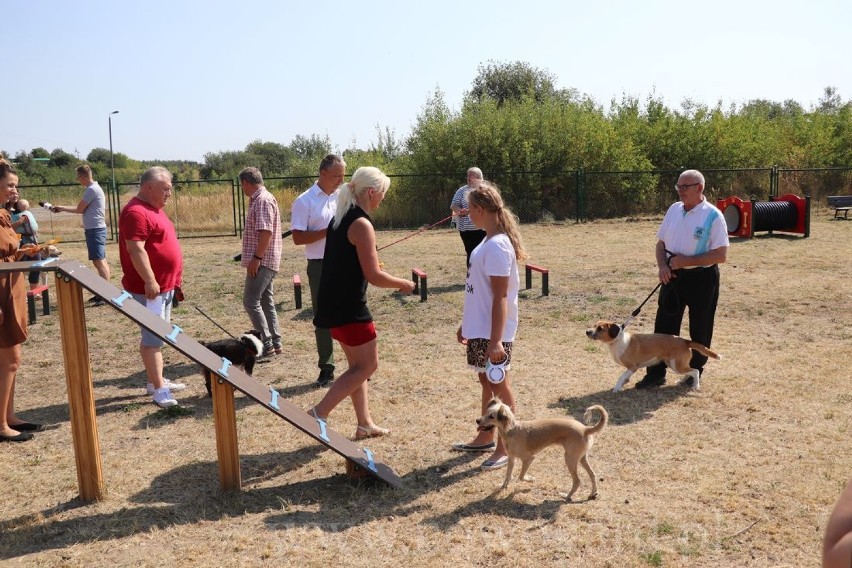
left=636, top=169, right=729, bottom=389
left=290, top=154, right=346, bottom=387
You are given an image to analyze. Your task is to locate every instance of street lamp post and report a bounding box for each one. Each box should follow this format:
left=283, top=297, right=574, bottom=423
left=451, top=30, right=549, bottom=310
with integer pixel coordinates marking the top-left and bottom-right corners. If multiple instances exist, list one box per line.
left=108, top=110, right=119, bottom=191
left=107, top=110, right=120, bottom=241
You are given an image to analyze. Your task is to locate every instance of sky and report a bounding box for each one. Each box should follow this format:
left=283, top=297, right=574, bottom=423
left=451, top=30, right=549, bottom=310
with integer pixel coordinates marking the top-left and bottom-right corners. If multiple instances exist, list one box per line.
left=3, top=0, right=850, bottom=163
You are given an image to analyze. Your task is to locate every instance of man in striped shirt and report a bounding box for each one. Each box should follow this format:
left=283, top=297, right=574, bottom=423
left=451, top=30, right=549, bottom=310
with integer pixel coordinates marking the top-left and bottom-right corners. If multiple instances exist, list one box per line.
left=239, top=167, right=282, bottom=356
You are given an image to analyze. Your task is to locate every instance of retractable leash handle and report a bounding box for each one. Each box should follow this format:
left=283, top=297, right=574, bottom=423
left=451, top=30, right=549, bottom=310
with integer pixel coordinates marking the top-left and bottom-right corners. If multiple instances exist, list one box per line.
left=485, top=356, right=509, bottom=384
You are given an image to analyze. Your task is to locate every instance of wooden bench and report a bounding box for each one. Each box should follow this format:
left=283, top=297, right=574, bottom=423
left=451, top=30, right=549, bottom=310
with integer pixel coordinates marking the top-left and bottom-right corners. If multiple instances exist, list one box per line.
left=411, top=268, right=428, bottom=302
left=827, top=196, right=852, bottom=219
left=293, top=274, right=302, bottom=309
left=27, top=284, right=50, bottom=324
left=525, top=264, right=550, bottom=296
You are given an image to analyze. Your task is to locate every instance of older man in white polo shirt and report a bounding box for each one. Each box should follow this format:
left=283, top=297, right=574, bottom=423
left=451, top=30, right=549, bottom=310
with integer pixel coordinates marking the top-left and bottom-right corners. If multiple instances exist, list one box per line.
left=636, top=169, right=729, bottom=389
left=291, top=154, right=345, bottom=387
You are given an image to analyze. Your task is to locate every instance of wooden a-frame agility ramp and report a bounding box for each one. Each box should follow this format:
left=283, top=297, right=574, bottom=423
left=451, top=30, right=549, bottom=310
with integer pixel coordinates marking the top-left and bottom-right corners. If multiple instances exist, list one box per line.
left=3, top=258, right=401, bottom=502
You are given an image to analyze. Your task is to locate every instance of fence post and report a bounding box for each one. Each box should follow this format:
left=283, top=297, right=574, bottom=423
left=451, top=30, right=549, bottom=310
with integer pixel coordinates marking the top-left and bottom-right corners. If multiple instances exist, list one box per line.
left=235, top=178, right=245, bottom=238
left=576, top=169, right=586, bottom=222
left=770, top=165, right=779, bottom=198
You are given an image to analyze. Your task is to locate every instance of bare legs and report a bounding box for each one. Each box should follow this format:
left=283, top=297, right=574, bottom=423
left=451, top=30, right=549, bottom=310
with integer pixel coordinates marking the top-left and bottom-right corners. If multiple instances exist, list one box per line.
left=0, top=344, right=23, bottom=437
left=464, top=372, right=515, bottom=463
left=310, top=339, right=384, bottom=435
left=92, top=258, right=111, bottom=282
left=140, top=344, right=165, bottom=389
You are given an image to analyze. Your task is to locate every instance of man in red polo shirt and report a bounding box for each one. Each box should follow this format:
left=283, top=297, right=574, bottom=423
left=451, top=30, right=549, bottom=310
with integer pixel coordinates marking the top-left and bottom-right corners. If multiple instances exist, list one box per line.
left=119, top=166, right=186, bottom=407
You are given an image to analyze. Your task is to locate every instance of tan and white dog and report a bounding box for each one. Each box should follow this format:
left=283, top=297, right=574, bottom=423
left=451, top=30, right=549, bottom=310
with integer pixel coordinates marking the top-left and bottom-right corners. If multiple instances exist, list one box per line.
left=585, top=320, right=721, bottom=392
left=476, top=397, right=608, bottom=501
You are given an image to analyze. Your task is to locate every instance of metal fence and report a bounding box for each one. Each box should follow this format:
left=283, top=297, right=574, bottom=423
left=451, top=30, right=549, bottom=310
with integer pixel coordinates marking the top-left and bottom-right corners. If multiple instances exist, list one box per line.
left=19, top=166, right=851, bottom=242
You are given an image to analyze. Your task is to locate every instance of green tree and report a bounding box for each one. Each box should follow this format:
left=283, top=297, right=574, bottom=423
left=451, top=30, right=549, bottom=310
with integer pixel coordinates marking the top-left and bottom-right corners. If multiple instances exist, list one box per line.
left=86, top=148, right=111, bottom=164
left=50, top=148, right=76, bottom=167
left=467, top=60, right=565, bottom=107
left=30, top=147, right=49, bottom=159
left=290, top=134, right=331, bottom=161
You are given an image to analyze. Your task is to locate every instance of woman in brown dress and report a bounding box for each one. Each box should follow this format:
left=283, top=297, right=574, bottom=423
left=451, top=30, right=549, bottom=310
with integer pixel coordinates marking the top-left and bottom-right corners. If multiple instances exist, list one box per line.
left=0, top=159, right=39, bottom=442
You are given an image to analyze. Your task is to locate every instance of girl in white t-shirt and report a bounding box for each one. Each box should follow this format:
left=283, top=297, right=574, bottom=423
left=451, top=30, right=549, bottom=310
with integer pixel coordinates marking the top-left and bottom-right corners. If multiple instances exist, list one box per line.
left=452, top=181, right=526, bottom=471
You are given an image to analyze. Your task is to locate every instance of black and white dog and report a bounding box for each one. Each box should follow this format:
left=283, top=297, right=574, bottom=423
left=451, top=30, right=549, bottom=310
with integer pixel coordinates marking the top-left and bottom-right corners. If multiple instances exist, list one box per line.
left=200, top=330, right=264, bottom=396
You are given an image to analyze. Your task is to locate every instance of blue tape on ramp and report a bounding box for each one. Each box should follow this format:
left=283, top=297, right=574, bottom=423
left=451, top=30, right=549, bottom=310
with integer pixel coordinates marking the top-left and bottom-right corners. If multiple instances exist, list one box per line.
left=363, top=448, right=377, bottom=473
left=111, top=290, right=132, bottom=307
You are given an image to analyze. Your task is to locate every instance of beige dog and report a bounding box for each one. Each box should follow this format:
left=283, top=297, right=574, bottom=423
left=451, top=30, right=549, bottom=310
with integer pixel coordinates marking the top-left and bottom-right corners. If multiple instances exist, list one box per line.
left=476, top=397, right=607, bottom=501
left=586, top=320, right=721, bottom=392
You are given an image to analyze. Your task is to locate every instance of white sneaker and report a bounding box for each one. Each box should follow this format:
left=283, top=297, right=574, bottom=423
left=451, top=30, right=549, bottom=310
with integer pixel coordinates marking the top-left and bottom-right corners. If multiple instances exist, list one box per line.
left=146, top=379, right=187, bottom=395
left=152, top=388, right=178, bottom=408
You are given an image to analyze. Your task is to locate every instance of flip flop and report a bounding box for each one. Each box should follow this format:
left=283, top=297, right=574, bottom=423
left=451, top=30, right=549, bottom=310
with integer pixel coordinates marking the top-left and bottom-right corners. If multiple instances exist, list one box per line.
left=11, top=422, right=44, bottom=432
left=451, top=441, right=496, bottom=452
left=0, top=431, right=34, bottom=442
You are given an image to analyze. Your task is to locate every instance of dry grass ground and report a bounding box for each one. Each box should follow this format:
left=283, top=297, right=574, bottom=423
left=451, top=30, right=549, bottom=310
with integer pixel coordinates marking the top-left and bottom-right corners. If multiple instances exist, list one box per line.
left=1, top=214, right=850, bottom=567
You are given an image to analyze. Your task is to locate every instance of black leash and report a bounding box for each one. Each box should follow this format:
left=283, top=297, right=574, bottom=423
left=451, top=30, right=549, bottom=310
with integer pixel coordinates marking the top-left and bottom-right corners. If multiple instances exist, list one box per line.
left=621, top=249, right=676, bottom=329
left=194, top=305, right=237, bottom=339
left=621, top=282, right=662, bottom=329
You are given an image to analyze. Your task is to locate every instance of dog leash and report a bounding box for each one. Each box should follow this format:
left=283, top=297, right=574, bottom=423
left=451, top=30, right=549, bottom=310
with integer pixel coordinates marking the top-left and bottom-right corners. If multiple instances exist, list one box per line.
left=376, top=214, right=454, bottom=252
left=621, top=249, right=676, bottom=329
left=620, top=283, right=662, bottom=329
left=194, top=305, right=237, bottom=339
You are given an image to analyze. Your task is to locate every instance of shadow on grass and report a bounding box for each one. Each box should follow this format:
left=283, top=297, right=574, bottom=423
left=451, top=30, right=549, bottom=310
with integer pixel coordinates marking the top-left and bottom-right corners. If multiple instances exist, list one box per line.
left=423, top=492, right=567, bottom=530
left=549, top=383, right=694, bottom=426
left=94, top=362, right=207, bottom=392
left=0, top=451, right=485, bottom=559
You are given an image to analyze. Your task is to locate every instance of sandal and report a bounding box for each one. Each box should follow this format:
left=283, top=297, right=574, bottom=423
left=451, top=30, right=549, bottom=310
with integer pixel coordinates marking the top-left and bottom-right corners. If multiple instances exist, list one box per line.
left=451, top=441, right=496, bottom=452
left=308, top=408, right=328, bottom=423
left=355, top=424, right=389, bottom=440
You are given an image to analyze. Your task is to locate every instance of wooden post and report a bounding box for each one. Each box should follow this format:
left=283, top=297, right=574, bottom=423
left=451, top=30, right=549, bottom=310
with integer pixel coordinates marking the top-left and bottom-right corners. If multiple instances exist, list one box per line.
left=55, top=273, right=105, bottom=502
left=211, top=375, right=241, bottom=491
left=293, top=274, right=302, bottom=309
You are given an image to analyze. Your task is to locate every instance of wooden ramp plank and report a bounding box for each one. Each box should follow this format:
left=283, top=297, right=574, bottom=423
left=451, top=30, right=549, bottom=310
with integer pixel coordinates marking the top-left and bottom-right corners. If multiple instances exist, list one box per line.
left=33, top=259, right=401, bottom=488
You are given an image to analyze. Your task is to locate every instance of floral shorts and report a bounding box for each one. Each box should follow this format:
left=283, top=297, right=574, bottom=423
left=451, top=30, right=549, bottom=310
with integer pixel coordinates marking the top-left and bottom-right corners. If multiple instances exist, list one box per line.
left=466, top=338, right=513, bottom=373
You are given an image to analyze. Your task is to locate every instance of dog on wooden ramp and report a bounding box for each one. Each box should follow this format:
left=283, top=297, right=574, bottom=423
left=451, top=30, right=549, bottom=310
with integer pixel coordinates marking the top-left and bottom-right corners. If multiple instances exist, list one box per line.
left=200, top=330, right=264, bottom=396
left=585, top=320, right=721, bottom=392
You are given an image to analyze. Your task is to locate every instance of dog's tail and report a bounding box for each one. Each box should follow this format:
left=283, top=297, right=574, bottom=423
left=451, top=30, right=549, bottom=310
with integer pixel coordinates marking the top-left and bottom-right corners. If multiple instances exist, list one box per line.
left=688, top=341, right=721, bottom=360
left=583, top=405, right=608, bottom=436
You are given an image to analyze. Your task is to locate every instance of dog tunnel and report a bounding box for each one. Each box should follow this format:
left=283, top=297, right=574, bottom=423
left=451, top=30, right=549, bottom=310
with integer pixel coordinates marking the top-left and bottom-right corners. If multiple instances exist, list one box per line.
left=716, top=194, right=809, bottom=238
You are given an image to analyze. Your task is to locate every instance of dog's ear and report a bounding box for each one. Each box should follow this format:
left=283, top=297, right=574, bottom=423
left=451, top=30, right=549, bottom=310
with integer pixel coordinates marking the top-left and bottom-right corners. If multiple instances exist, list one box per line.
left=496, top=405, right=510, bottom=425
left=608, top=323, right=621, bottom=338
left=487, top=396, right=501, bottom=408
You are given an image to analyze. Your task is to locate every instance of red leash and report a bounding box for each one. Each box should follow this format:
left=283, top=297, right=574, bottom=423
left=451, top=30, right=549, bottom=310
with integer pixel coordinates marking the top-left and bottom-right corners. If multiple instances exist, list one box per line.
left=376, top=214, right=454, bottom=251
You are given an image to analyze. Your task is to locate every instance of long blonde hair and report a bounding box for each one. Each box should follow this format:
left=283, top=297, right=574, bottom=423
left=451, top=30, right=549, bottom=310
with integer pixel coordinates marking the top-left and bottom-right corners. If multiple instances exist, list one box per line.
left=332, top=166, right=390, bottom=230
left=467, top=181, right=527, bottom=261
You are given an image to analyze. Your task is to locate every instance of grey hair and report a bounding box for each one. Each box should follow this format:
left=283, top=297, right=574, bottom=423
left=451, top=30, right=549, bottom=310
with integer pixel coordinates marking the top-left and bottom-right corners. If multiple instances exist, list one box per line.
left=320, top=153, right=346, bottom=173
left=680, top=169, right=705, bottom=187
left=467, top=167, right=483, bottom=179
left=239, top=166, right=263, bottom=185
left=140, top=166, right=172, bottom=186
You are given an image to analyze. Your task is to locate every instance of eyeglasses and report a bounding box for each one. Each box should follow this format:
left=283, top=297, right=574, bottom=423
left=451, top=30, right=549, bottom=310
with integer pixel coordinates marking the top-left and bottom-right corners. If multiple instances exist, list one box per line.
left=675, top=182, right=700, bottom=191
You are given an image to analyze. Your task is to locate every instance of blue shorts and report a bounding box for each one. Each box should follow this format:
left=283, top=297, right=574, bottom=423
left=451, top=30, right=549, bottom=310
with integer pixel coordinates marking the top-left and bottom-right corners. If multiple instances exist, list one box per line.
left=131, top=290, right=175, bottom=348
left=85, top=227, right=107, bottom=261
